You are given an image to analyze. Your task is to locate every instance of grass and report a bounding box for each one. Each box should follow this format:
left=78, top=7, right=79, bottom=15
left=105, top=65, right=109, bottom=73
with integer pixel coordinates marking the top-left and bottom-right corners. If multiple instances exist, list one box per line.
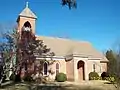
left=0, top=81, right=117, bottom=90
left=0, top=84, right=102, bottom=90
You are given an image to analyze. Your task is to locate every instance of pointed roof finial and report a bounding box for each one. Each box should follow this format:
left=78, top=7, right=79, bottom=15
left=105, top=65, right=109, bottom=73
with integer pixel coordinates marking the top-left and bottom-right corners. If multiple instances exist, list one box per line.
left=18, top=1, right=37, bottom=19
left=26, top=1, right=29, bottom=8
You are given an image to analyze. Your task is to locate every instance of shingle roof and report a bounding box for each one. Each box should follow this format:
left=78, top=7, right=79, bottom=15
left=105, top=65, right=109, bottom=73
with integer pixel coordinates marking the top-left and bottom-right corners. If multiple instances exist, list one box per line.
left=36, top=35, right=108, bottom=62
left=19, top=7, right=37, bottom=19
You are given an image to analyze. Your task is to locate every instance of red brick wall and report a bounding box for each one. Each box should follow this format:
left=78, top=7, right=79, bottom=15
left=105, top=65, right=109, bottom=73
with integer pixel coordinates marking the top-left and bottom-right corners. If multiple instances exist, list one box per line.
left=66, top=59, right=74, bottom=81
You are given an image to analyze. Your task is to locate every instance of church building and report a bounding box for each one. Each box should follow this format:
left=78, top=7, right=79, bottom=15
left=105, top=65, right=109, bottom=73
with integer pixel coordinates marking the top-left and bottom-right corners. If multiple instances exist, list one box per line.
left=16, top=3, right=108, bottom=82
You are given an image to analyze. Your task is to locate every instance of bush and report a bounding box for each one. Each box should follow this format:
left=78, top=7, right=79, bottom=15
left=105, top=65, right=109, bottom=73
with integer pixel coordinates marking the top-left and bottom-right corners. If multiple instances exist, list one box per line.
left=15, top=74, right=21, bottom=82
left=24, top=75, right=33, bottom=82
left=55, top=73, right=67, bottom=82
left=105, top=77, right=115, bottom=83
left=10, top=73, right=16, bottom=81
left=89, top=72, right=99, bottom=80
left=107, top=74, right=117, bottom=83
left=101, top=72, right=109, bottom=80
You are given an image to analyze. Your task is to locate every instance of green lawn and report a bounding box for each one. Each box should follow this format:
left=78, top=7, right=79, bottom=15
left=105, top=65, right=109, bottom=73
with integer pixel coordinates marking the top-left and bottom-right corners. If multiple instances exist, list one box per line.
left=0, top=81, right=117, bottom=90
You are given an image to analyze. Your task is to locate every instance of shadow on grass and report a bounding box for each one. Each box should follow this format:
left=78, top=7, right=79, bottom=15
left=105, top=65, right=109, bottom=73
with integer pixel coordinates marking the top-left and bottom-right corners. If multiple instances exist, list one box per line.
left=104, top=82, right=118, bottom=89
left=104, top=82, right=113, bottom=84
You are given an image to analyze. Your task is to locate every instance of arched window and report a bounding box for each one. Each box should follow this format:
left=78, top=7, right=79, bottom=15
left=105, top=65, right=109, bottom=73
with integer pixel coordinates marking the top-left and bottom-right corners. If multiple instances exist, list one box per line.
left=21, top=21, right=32, bottom=40
left=23, top=21, right=31, bottom=31
left=24, top=21, right=31, bottom=28
left=43, top=62, right=48, bottom=75
left=56, top=63, right=59, bottom=74
left=93, top=64, right=96, bottom=72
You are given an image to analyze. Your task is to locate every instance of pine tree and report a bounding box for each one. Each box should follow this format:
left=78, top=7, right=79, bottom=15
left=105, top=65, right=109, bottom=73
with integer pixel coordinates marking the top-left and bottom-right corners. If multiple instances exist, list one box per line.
left=0, top=29, right=55, bottom=83
left=106, top=50, right=117, bottom=75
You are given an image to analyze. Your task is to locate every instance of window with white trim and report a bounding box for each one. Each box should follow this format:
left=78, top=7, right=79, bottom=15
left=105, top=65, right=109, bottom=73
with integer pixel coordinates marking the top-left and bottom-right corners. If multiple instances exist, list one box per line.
left=43, top=62, right=48, bottom=75
left=56, top=63, right=59, bottom=74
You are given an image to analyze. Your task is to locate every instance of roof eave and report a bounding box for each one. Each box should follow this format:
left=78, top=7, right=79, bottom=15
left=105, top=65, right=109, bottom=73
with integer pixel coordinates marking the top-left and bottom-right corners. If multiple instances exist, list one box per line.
left=19, top=15, right=37, bottom=19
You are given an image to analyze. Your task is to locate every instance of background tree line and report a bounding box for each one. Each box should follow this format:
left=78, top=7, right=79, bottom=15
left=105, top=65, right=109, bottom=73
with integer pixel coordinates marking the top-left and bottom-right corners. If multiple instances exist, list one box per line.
left=105, top=47, right=120, bottom=88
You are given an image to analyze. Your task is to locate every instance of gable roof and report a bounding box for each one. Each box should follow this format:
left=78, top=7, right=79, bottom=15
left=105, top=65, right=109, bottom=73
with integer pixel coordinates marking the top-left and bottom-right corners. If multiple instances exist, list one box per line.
left=19, top=7, right=37, bottom=19
left=36, top=35, right=108, bottom=62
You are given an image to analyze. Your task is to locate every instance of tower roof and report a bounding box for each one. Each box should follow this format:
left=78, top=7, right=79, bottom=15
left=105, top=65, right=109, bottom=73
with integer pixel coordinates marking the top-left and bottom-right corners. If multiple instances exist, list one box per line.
left=19, top=2, right=37, bottom=19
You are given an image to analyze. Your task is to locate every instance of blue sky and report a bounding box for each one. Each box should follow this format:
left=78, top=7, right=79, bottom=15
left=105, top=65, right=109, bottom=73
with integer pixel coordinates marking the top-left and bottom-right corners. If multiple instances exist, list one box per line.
left=0, top=0, right=120, bottom=52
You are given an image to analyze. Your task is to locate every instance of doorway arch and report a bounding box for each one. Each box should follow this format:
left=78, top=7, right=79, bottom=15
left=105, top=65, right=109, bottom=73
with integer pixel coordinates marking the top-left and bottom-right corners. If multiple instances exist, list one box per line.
left=77, top=60, right=85, bottom=81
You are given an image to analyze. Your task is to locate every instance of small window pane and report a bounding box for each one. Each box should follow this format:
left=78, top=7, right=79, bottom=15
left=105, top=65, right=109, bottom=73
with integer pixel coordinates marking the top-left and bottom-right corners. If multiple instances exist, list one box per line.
left=44, top=62, right=48, bottom=75
left=93, top=64, right=95, bottom=72
left=56, top=63, right=59, bottom=74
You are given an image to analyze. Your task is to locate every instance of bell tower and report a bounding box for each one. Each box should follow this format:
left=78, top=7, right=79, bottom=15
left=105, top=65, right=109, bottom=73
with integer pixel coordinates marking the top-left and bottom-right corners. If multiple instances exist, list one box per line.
left=17, top=2, right=37, bottom=34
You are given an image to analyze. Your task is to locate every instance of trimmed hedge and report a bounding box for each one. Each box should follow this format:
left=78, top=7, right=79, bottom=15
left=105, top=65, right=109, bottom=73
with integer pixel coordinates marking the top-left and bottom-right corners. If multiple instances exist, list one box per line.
left=106, top=74, right=116, bottom=83
left=89, top=72, right=99, bottom=80
left=55, top=73, right=67, bottom=82
left=101, top=72, right=109, bottom=80
left=24, top=75, right=33, bottom=82
left=105, top=77, right=115, bottom=82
